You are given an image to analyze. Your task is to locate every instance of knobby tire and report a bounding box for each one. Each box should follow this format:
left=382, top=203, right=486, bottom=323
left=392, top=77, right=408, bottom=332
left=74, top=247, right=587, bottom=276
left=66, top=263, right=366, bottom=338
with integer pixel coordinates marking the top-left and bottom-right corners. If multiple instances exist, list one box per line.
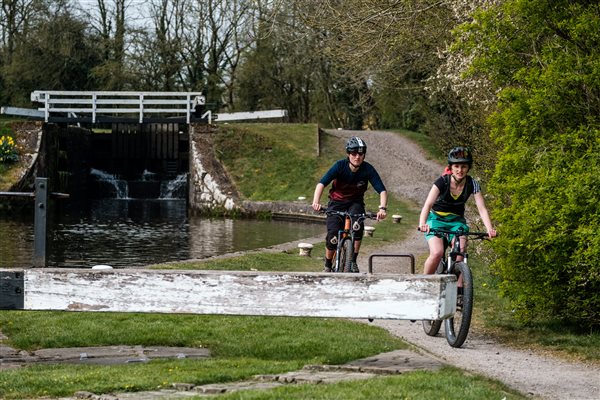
left=445, top=262, right=473, bottom=348
left=339, top=238, right=353, bottom=272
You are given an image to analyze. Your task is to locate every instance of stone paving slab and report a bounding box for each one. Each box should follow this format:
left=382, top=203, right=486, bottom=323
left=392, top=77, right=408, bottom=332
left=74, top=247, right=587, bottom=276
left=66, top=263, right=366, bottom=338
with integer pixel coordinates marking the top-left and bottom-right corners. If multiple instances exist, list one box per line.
left=43, top=349, right=445, bottom=399
left=0, top=345, right=210, bottom=369
left=342, top=348, right=442, bottom=373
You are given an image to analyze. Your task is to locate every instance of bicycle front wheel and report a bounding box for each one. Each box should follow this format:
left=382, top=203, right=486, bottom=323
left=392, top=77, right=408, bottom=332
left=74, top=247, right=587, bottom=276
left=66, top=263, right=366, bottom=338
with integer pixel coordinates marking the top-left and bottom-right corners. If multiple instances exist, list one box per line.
left=445, top=262, right=473, bottom=348
left=339, top=238, right=353, bottom=272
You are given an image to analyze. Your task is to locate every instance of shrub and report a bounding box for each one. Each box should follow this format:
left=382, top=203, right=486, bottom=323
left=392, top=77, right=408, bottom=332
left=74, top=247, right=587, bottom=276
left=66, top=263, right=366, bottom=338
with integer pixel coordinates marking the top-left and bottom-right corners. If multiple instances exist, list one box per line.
left=458, top=0, right=600, bottom=329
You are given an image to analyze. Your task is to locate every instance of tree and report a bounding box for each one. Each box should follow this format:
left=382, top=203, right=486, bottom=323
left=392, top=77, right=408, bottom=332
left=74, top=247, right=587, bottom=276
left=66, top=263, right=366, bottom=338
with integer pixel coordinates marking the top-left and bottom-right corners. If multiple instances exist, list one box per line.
left=299, top=0, right=496, bottom=141
left=0, top=0, right=48, bottom=105
left=79, top=0, right=135, bottom=90
left=0, top=0, right=43, bottom=63
left=458, top=0, right=600, bottom=328
left=236, top=3, right=319, bottom=122
left=2, top=5, right=102, bottom=105
left=235, top=1, right=372, bottom=127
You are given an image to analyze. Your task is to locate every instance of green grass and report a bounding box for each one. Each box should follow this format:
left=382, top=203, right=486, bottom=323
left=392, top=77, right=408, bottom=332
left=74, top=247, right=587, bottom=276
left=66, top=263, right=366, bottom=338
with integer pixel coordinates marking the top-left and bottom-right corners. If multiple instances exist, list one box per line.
left=214, top=123, right=344, bottom=200
left=0, top=312, right=405, bottom=398
left=0, top=359, right=293, bottom=399
left=216, top=367, right=524, bottom=400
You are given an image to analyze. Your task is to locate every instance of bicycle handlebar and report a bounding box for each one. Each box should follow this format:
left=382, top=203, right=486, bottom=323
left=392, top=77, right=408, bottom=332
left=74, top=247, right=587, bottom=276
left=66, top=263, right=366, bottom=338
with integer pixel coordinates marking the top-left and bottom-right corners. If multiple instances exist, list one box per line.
left=417, top=227, right=491, bottom=239
left=319, top=208, right=378, bottom=220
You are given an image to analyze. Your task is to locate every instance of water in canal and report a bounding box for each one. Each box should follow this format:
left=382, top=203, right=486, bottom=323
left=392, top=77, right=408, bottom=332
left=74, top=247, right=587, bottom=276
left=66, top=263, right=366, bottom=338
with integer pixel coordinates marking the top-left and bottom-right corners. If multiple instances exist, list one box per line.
left=0, top=172, right=324, bottom=268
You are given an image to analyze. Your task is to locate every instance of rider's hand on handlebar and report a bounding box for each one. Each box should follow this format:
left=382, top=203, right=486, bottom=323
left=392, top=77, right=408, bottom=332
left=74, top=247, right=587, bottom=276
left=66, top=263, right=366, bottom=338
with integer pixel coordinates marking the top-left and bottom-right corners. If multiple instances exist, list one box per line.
left=417, top=224, right=430, bottom=233
left=312, top=203, right=323, bottom=212
left=376, top=209, right=387, bottom=221
left=487, top=228, right=497, bottom=238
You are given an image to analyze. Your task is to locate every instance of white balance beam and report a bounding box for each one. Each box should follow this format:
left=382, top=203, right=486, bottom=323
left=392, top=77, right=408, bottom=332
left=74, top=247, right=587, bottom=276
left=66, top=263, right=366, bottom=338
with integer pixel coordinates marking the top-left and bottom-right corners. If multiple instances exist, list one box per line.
left=0, top=269, right=456, bottom=320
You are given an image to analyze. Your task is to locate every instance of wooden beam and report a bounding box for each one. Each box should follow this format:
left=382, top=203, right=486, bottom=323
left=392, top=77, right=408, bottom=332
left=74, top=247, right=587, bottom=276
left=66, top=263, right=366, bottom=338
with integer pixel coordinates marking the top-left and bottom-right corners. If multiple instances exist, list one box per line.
left=1, top=106, right=45, bottom=119
left=0, top=269, right=456, bottom=320
left=214, top=110, right=287, bottom=122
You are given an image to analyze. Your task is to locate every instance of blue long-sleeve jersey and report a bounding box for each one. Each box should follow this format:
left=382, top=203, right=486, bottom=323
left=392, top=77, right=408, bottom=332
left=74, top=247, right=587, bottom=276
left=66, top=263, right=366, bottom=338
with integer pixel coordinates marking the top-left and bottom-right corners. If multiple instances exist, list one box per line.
left=319, top=159, right=386, bottom=202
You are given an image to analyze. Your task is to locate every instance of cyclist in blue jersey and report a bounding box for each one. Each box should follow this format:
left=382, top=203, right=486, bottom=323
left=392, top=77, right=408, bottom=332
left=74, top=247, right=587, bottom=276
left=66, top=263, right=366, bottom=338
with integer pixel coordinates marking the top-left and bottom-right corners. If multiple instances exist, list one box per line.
left=312, top=136, right=388, bottom=272
left=418, top=147, right=497, bottom=275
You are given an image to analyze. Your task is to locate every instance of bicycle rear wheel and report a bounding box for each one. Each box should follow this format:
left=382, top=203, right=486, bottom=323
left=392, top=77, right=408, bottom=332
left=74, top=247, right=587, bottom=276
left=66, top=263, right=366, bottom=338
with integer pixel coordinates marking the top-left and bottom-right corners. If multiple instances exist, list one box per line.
left=445, top=262, right=473, bottom=348
left=422, top=319, right=442, bottom=336
left=422, top=260, right=445, bottom=336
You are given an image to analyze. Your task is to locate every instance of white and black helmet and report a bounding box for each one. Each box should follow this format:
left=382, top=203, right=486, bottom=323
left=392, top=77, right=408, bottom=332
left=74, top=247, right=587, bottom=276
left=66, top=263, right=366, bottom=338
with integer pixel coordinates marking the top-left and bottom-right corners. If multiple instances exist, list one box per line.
left=346, top=136, right=367, bottom=154
left=448, top=146, right=473, bottom=165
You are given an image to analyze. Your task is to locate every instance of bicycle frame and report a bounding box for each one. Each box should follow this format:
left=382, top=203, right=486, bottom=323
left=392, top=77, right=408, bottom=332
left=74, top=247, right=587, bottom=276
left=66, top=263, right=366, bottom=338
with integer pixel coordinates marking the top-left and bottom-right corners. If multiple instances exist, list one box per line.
left=443, top=232, right=467, bottom=274
left=325, top=209, right=376, bottom=273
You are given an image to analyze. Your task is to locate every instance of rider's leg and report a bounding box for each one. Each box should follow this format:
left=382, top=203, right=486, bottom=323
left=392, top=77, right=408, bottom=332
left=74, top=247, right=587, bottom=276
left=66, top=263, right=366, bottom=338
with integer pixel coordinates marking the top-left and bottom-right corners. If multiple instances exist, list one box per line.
left=457, top=236, right=467, bottom=262
left=353, top=239, right=362, bottom=266
left=324, top=207, right=343, bottom=272
left=348, top=202, right=365, bottom=272
left=354, top=239, right=361, bottom=255
left=323, top=248, right=335, bottom=272
left=456, top=235, right=468, bottom=287
left=423, top=236, right=444, bottom=274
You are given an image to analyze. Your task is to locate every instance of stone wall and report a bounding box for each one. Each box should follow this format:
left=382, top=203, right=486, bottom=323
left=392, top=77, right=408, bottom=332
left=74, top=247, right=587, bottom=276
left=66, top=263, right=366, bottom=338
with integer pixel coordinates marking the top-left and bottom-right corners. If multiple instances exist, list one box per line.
left=188, top=124, right=241, bottom=213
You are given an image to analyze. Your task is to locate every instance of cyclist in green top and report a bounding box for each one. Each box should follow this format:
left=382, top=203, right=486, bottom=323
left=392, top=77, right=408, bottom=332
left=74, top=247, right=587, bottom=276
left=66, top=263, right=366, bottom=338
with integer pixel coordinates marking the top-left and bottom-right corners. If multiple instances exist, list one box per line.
left=418, top=147, right=497, bottom=275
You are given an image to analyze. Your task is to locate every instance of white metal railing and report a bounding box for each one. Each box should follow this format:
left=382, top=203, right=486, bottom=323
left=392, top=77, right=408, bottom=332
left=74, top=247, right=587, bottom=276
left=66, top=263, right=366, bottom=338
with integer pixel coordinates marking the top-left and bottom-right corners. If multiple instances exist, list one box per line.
left=30, top=91, right=207, bottom=123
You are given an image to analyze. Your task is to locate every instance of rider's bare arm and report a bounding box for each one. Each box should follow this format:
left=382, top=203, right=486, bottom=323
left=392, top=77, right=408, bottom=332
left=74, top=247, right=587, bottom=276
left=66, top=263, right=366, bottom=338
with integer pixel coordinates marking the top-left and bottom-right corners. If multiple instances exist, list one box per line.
left=418, top=185, right=441, bottom=233
left=312, top=183, right=325, bottom=211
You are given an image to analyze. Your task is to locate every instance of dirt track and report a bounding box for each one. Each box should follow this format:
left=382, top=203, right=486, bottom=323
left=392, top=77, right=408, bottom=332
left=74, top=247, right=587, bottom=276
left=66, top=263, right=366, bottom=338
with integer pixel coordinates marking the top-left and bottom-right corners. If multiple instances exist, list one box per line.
left=332, top=129, right=600, bottom=400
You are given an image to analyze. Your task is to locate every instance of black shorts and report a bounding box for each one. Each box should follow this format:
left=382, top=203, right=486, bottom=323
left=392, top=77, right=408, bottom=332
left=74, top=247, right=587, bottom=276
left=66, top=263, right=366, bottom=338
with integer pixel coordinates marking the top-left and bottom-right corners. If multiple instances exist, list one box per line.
left=325, top=200, right=365, bottom=250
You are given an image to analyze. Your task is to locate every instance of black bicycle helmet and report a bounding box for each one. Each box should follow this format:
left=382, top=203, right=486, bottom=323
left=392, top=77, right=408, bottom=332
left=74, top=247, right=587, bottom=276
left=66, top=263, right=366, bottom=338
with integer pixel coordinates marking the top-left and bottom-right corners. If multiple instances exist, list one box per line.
left=346, top=136, right=367, bottom=154
left=447, top=146, right=473, bottom=165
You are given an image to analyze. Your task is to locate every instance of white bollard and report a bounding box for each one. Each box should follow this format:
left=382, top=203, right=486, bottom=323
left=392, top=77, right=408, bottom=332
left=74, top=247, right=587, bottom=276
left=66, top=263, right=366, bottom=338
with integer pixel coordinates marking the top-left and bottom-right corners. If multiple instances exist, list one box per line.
left=392, top=214, right=403, bottom=223
left=92, top=265, right=114, bottom=270
left=364, top=226, right=375, bottom=237
left=297, top=243, right=314, bottom=257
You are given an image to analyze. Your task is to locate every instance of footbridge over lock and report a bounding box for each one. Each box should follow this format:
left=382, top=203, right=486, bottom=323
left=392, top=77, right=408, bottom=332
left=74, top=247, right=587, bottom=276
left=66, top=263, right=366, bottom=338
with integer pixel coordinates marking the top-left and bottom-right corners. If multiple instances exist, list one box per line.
left=2, top=91, right=287, bottom=211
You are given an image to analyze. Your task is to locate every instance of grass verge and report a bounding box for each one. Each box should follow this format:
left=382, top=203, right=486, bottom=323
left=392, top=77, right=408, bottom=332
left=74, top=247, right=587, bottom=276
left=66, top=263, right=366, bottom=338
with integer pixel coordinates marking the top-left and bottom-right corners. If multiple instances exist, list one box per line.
left=470, top=256, right=600, bottom=364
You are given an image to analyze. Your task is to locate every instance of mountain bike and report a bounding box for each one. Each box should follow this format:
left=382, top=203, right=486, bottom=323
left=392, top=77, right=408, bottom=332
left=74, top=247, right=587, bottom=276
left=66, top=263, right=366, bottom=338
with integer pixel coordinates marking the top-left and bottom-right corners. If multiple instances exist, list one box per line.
left=322, top=209, right=377, bottom=273
left=419, top=227, right=489, bottom=348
